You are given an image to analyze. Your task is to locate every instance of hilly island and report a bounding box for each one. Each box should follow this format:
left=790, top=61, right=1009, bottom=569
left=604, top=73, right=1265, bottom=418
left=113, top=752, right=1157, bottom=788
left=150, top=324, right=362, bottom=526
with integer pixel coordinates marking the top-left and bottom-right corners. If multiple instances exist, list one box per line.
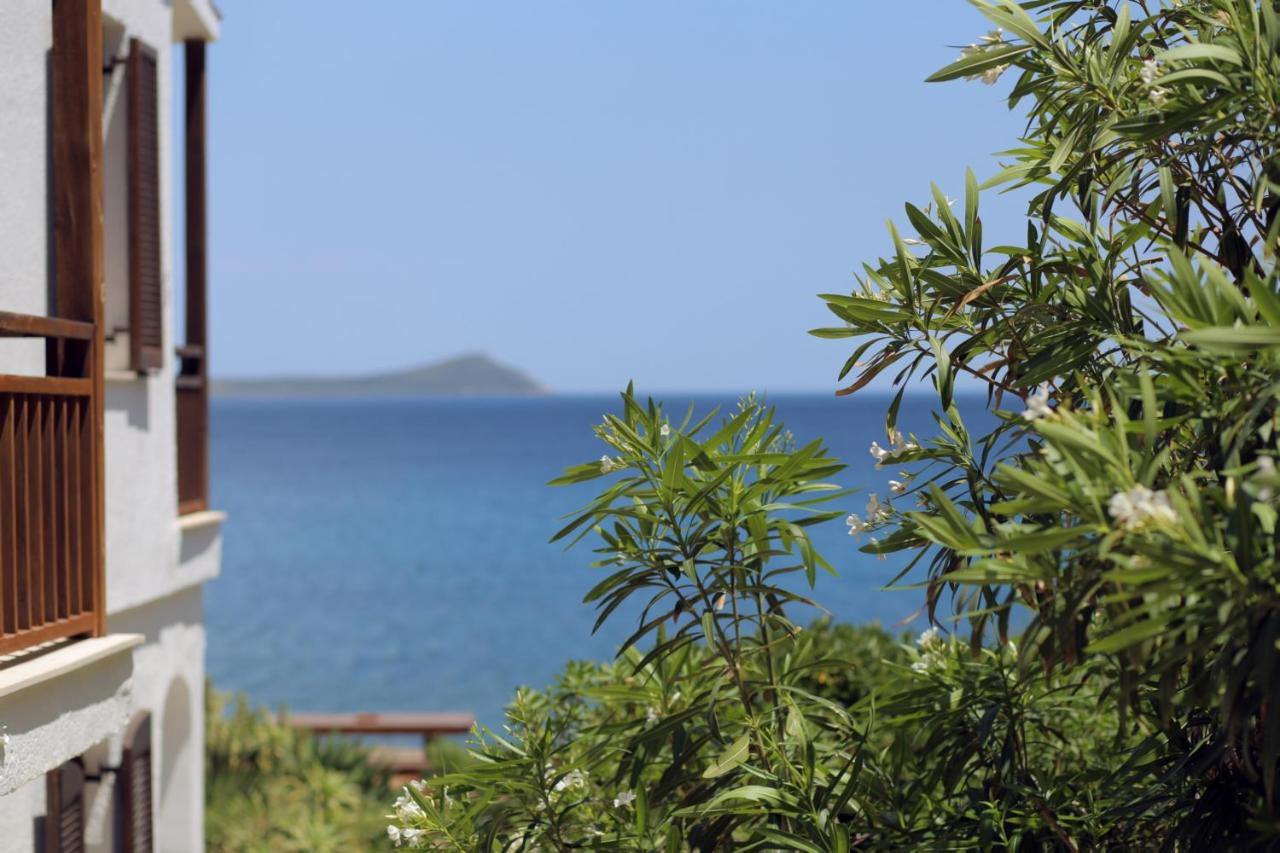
left=211, top=353, right=547, bottom=399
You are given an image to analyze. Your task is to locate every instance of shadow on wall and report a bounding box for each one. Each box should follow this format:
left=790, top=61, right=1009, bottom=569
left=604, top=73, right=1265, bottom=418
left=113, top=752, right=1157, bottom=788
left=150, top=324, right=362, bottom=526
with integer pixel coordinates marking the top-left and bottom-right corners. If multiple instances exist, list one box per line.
left=105, top=377, right=151, bottom=431
left=159, top=677, right=193, bottom=845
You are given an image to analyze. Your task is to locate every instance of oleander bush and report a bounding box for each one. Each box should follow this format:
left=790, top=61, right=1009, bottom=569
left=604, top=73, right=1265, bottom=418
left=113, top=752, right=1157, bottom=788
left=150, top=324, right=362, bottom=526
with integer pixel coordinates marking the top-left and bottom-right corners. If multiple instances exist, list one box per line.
left=390, top=0, right=1280, bottom=848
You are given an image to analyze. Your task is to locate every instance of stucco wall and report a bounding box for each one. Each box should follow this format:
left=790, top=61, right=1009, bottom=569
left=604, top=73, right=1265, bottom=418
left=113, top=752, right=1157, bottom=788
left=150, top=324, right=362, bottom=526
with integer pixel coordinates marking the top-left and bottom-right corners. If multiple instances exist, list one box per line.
left=0, top=1, right=52, bottom=378
left=109, top=587, right=207, bottom=853
left=102, top=0, right=185, bottom=619
left=0, top=647, right=136, bottom=799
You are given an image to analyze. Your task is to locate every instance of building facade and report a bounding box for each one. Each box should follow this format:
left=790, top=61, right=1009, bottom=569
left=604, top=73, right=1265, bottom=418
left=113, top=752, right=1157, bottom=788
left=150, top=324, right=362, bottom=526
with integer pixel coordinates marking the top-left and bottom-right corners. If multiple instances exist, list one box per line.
left=0, top=0, right=222, bottom=849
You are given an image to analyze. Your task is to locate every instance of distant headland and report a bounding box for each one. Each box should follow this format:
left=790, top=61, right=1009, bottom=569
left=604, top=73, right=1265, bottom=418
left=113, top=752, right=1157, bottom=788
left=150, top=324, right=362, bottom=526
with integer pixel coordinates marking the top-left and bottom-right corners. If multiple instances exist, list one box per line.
left=211, top=353, right=547, bottom=399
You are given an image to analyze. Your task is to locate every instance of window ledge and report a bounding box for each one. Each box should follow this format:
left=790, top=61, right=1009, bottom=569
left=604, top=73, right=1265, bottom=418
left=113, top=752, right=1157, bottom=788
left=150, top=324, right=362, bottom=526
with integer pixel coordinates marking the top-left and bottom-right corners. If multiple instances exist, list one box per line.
left=0, top=634, right=143, bottom=701
left=104, top=369, right=139, bottom=383
left=177, top=509, right=226, bottom=532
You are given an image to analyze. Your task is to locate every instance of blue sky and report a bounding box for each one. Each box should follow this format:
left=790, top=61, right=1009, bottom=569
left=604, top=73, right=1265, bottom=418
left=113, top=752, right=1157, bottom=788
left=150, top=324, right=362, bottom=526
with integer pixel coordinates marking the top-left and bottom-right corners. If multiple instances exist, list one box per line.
left=191, top=2, right=1027, bottom=392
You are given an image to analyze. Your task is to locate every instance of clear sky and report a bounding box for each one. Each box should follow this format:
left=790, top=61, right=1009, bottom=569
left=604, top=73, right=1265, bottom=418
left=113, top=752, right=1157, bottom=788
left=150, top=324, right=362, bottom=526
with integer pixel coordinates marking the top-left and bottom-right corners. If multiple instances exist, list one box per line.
left=191, top=1, right=1027, bottom=392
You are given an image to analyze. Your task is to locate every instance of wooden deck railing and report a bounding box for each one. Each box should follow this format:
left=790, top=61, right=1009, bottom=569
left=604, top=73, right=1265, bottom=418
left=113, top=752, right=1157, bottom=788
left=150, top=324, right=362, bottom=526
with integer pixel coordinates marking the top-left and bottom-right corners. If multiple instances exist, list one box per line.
left=0, top=313, right=101, bottom=655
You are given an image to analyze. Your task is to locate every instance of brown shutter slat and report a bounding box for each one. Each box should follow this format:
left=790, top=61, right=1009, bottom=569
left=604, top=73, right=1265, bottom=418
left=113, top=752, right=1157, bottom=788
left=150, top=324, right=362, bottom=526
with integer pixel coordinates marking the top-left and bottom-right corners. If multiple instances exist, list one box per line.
left=122, top=713, right=154, bottom=853
left=46, top=758, right=86, bottom=853
left=127, top=39, right=163, bottom=372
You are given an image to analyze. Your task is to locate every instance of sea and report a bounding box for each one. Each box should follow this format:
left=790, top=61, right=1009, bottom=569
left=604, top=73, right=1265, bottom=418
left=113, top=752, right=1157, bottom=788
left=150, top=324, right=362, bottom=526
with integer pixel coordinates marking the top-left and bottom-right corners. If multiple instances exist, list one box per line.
left=204, top=391, right=997, bottom=730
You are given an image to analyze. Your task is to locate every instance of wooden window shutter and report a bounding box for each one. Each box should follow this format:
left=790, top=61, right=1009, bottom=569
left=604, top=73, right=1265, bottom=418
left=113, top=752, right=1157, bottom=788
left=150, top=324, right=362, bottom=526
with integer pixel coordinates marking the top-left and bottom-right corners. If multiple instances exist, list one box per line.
left=121, top=712, right=155, bottom=853
left=127, top=38, right=163, bottom=372
left=45, top=758, right=86, bottom=853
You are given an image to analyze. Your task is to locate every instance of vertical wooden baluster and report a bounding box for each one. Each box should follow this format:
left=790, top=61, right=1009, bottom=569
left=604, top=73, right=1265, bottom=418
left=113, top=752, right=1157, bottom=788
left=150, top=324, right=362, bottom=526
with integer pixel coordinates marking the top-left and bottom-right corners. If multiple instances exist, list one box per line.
left=70, top=394, right=81, bottom=614
left=80, top=399, right=92, bottom=617
left=15, top=397, right=29, bottom=632
left=43, top=396, right=57, bottom=624
left=33, top=395, right=46, bottom=628
left=0, top=396, right=14, bottom=638
left=54, top=397, right=68, bottom=621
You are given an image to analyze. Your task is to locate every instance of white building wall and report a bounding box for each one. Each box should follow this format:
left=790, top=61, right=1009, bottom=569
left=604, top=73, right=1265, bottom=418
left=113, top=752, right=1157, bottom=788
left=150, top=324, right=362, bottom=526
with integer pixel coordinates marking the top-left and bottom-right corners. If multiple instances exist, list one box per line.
left=0, top=1, right=222, bottom=848
left=0, top=1, right=53, bottom=378
left=109, top=588, right=206, bottom=853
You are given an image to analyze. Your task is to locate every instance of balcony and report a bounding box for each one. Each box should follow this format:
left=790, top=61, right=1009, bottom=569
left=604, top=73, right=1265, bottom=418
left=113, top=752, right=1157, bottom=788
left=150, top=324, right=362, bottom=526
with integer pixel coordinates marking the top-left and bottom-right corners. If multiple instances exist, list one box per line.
left=0, top=312, right=103, bottom=656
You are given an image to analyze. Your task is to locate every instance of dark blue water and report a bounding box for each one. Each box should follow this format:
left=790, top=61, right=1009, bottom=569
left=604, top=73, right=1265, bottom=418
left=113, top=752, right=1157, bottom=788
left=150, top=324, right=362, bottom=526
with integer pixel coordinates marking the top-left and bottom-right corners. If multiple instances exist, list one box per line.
left=205, top=392, right=994, bottom=728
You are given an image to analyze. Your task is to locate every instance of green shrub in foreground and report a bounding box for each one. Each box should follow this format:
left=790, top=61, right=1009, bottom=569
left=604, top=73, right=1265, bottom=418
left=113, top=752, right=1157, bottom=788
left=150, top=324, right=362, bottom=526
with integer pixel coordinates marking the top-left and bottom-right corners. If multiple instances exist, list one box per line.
left=390, top=0, right=1280, bottom=848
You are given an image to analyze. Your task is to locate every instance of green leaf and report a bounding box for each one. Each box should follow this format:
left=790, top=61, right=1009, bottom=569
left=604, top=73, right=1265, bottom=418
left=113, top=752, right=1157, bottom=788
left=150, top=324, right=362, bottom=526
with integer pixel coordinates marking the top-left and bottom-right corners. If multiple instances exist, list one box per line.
left=702, top=734, right=751, bottom=779
left=1181, top=326, right=1280, bottom=349
left=1157, top=43, right=1244, bottom=66
left=926, top=44, right=1031, bottom=82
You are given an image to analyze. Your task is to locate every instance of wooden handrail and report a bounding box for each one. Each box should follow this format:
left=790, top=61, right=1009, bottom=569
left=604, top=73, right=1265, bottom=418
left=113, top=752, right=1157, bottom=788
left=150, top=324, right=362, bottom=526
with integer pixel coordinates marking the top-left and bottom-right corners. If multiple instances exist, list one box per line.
left=282, top=711, right=475, bottom=737
left=0, top=311, right=94, bottom=341
left=0, top=376, right=93, bottom=396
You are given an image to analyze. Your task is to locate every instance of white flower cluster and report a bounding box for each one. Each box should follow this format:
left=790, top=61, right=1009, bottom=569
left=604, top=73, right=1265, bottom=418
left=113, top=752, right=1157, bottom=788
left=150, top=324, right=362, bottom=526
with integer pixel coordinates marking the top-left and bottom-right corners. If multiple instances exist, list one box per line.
left=959, top=29, right=1008, bottom=85
left=553, top=768, right=588, bottom=793
left=1022, top=383, right=1054, bottom=421
left=386, top=782, right=429, bottom=848
left=911, top=626, right=947, bottom=673
left=1140, top=57, right=1168, bottom=106
left=869, top=429, right=918, bottom=468
left=599, top=455, right=625, bottom=473
left=847, top=493, right=893, bottom=538
left=613, top=790, right=637, bottom=808
left=1108, top=485, right=1178, bottom=530
left=660, top=423, right=671, bottom=438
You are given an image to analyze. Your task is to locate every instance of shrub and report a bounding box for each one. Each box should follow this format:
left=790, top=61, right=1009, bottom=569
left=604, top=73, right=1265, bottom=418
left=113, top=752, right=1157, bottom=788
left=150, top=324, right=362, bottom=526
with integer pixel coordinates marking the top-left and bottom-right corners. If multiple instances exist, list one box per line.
left=206, top=687, right=391, bottom=852
left=391, top=0, right=1280, bottom=847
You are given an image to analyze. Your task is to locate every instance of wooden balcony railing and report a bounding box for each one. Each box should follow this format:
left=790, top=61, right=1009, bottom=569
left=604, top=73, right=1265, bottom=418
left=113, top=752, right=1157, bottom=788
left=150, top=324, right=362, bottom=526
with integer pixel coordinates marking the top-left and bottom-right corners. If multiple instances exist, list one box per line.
left=0, top=313, right=101, bottom=655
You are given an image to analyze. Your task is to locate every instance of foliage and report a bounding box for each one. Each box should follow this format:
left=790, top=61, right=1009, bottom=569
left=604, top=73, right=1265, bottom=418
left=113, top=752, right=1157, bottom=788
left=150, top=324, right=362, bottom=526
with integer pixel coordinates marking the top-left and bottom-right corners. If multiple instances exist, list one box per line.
left=391, top=0, right=1280, bottom=848
left=206, top=687, right=392, bottom=852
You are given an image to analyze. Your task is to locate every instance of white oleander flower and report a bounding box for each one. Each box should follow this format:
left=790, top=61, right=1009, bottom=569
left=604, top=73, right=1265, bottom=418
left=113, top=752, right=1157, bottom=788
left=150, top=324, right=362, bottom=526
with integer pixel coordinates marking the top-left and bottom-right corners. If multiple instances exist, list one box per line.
left=889, top=429, right=918, bottom=452
left=889, top=478, right=909, bottom=495
left=613, top=791, right=637, bottom=808
left=1108, top=485, right=1179, bottom=530
left=980, top=64, right=1009, bottom=85
left=646, top=706, right=660, bottom=725
left=846, top=513, right=868, bottom=537
left=554, top=769, right=588, bottom=792
left=660, top=423, right=670, bottom=438
left=394, top=791, right=426, bottom=823
left=1023, top=383, right=1053, bottom=421
left=866, top=493, right=892, bottom=523
left=917, top=626, right=943, bottom=650
left=600, top=455, right=621, bottom=473
left=869, top=441, right=890, bottom=466
left=401, top=828, right=426, bottom=848
left=1149, top=86, right=1169, bottom=106
left=387, top=826, right=402, bottom=846
left=1140, top=57, right=1160, bottom=84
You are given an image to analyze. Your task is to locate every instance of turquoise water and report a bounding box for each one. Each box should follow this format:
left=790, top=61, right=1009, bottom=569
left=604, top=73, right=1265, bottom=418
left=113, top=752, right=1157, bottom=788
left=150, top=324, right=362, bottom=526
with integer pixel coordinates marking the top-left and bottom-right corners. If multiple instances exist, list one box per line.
left=205, top=392, right=993, bottom=728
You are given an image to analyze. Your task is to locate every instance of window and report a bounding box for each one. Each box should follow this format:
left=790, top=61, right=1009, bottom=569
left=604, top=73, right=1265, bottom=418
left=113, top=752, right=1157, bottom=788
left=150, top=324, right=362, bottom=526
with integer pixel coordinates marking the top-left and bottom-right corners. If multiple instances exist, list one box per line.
left=45, top=758, right=86, bottom=853
left=121, top=712, right=154, bottom=852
